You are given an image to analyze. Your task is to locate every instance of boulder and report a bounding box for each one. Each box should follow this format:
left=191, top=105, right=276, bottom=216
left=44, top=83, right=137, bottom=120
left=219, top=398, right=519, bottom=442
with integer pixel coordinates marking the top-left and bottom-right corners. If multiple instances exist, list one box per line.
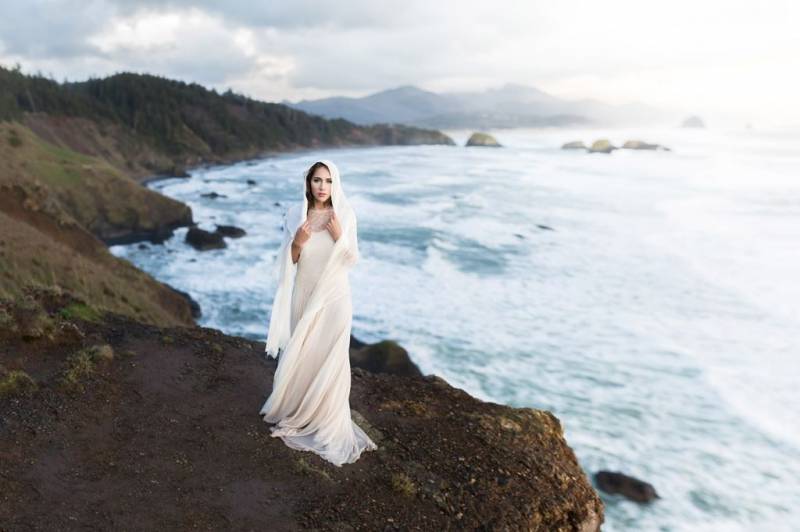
left=200, top=191, right=227, bottom=199
left=350, top=339, right=423, bottom=377
left=622, top=140, right=671, bottom=151
left=588, top=139, right=618, bottom=154
left=185, top=226, right=226, bottom=250
left=593, top=470, right=659, bottom=503
left=465, top=132, right=502, bottom=147
left=681, top=115, right=705, bottom=128
left=561, top=141, right=587, bottom=150
left=214, top=225, right=246, bottom=238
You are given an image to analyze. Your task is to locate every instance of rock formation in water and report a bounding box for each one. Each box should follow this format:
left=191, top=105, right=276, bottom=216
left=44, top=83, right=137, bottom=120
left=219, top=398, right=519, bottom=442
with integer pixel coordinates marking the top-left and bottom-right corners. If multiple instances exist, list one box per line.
left=561, top=140, right=588, bottom=150
left=466, top=132, right=502, bottom=147
left=588, top=139, right=618, bottom=154
left=622, top=140, right=671, bottom=151
left=681, top=115, right=706, bottom=128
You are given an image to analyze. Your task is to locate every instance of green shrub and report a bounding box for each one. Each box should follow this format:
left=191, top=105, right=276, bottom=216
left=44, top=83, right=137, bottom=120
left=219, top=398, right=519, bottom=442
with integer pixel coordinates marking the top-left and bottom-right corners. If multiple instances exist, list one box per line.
left=0, top=370, right=37, bottom=397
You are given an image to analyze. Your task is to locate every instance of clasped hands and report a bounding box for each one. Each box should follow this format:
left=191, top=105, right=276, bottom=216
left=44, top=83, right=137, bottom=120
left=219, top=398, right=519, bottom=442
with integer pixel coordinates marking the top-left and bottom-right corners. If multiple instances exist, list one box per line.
left=293, top=211, right=342, bottom=248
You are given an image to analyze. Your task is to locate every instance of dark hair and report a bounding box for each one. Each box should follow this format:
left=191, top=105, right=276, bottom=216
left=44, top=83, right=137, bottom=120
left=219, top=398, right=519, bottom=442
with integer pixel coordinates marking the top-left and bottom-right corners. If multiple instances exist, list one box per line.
left=304, top=161, right=333, bottom=208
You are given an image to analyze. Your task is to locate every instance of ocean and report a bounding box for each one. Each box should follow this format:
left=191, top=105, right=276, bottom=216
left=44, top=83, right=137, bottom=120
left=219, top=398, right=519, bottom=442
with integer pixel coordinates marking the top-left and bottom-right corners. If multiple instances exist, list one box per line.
left=110, top=126, right=800, bottom=531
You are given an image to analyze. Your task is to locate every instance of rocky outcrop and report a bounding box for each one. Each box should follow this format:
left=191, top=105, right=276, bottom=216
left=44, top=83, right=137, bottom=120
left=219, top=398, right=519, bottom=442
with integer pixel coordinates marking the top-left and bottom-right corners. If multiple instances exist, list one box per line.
left=350, top=338, right=423, bottom=377
left=200, top=191, right=227, bottom=199
left=594, top=471, right=659, bottom=503
left=184, top=224, right=249, bottom=250
left=185, top=226, right=226, bottom=250
left=622, top=140, right=671, bottom=151
left=563, top=139, right=672, bottom=154
left=214, top=224, right=246, bottom=238
left=588, top=139, right=618, bottom=153
left=466, top=132, right=502, bottom=147
left=681, top=115, right=705, bottom=128
left=561, top=140, right=588, bottom=150
left=0, top=287, right=604, bottom=531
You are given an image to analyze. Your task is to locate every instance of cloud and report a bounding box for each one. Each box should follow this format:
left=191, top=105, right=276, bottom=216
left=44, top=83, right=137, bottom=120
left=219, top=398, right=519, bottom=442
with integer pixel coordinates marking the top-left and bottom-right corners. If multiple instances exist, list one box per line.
left=0, top=0, right=798, bottom=125
left=85, top=8, right=266, bottom=84
left=0, top=1, right=117, bottom=59
left=103, top=0, right=432, bottom=30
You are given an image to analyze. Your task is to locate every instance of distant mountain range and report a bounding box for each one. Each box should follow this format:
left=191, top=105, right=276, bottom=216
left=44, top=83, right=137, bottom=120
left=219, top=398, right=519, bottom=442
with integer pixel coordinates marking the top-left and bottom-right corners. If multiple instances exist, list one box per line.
left=283, top=83, right=677, bottom=129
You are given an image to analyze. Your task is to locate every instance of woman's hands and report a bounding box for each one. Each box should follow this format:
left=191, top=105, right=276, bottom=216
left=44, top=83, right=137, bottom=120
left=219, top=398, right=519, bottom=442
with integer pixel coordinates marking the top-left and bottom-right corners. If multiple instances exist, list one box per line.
left=326, top=212, right=342, bottom=242
left=290, top=213, right=341, bottom=264
left=294, top=220, right=312, bottom=246
left=291, top=220, right=311, bottom=263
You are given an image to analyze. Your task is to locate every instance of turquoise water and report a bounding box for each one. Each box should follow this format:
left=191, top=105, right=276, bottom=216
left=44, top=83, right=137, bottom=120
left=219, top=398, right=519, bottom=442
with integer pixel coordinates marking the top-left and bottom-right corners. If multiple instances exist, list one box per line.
left=111, top=126, right=800, bottom=531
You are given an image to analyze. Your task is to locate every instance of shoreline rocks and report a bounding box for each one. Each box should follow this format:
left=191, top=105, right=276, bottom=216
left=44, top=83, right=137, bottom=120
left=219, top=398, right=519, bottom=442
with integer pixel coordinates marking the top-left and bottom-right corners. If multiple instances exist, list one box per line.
left=185, top=225, right=227, bottom=250
left=681, top=115, right=706, bottom=128
left=561, top=138, right=672, bottom=153
left=594, top=471, right=660, bottom=503
left=589, top=139, right=618, bottom=153
left=214, top=224, right=246, bottom=238
left=621, top=140, right=671, bottom=151
left=466, top=132, right=502, bottom=147
left=350, top=337, right=423, bottom=377
left=561, top=140, right=588, bottom=150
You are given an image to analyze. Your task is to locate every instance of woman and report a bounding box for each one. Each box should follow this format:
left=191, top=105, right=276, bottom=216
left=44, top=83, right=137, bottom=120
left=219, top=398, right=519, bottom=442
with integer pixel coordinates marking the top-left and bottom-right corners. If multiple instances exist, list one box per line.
left=260, top=159, right=378, bottom=467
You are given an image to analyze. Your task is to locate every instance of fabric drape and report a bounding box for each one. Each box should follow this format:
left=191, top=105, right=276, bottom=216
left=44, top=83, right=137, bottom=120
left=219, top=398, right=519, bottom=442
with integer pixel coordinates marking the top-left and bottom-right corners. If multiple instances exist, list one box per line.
left=259, top=159, right=376, bottom=466
left=264, top=159, right=358, bottom=359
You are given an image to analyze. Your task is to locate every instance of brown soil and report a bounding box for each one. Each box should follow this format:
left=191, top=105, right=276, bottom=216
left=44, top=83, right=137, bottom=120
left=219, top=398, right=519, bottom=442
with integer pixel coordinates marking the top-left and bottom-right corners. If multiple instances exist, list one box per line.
left=0, top=288, right=604, bottom=531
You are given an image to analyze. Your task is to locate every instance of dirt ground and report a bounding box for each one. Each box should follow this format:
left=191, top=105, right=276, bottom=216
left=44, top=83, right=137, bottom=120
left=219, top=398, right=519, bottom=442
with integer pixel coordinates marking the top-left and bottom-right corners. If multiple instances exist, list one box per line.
left=0, top=289, right=603, bottom=531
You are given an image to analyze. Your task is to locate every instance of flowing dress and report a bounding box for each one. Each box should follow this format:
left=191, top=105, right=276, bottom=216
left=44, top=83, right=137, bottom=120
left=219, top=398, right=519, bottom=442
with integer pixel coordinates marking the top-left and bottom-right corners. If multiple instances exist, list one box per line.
left=260, top=207, right=378, bottom=466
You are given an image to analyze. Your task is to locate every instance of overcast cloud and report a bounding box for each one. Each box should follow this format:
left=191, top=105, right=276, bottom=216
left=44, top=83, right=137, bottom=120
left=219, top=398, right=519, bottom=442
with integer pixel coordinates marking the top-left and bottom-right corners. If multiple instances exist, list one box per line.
left=1, top=0, right=798, bottom=128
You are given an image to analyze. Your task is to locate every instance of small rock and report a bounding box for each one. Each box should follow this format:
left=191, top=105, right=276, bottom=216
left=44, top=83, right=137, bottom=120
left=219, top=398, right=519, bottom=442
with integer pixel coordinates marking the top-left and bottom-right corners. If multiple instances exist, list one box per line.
left=594, top=470, right=659, bottom=503
left=622, top=140, right=670, bottom=151
left=214, top=225, right=246, bottom=238
left=185, top=226, right=226, bottom=251
left=350, top=339, right=422, bottom=377
left=681, top=115, right=705, bottom=128
left=200, top=192, right=227, bottom=199
left=588, top=139, right=618, bottom=154
left=561, top=140, right=587, bottom=150
left=465, top=132, right=501, bottom=147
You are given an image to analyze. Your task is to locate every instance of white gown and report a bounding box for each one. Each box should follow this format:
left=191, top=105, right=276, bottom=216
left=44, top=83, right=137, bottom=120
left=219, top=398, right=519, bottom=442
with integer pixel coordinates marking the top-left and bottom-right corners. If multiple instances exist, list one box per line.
left=260, top=207, right=378, bottom=466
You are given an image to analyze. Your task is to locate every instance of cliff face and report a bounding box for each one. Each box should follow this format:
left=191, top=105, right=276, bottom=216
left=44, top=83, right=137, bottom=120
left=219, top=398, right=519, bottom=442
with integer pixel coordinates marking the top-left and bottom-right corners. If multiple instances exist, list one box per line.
left=0, top=122, right=193, bottom=243
left=0, top=123, right=195, bottom=325
left=0, top=288, right=604, bottom=531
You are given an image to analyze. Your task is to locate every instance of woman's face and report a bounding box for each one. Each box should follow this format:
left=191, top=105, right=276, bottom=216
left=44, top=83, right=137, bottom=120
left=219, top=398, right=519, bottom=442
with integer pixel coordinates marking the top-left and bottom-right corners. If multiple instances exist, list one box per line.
left=309, top=166, right=333, bottom=204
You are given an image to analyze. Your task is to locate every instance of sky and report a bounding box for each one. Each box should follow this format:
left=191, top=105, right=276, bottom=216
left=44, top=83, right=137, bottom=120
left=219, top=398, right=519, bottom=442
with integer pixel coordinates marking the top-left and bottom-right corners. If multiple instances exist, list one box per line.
left=1, top=0, right=798, bottom=129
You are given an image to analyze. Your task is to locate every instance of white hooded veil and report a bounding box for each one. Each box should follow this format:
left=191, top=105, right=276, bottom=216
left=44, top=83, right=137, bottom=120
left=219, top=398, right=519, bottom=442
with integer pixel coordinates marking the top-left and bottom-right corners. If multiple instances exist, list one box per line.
left=264, top=159, right=359, bottom=358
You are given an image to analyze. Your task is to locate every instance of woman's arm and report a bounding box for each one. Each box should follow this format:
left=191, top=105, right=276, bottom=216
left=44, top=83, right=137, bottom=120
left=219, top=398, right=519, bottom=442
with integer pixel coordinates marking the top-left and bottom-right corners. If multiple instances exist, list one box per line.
left=291, top=220, right=311, bottom=263
left=291, top=240, right=303, bottom=264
